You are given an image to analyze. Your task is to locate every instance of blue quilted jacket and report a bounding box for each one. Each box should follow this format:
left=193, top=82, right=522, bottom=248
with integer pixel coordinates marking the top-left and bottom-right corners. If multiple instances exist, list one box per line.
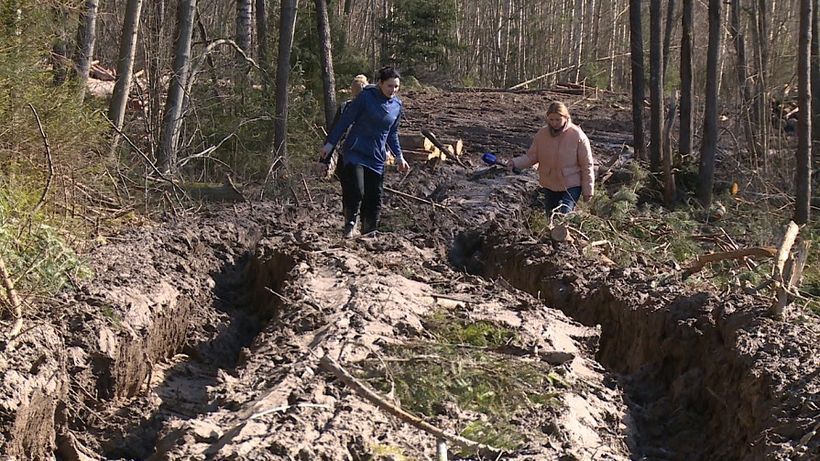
left=325, top=86, right=404, bottom=175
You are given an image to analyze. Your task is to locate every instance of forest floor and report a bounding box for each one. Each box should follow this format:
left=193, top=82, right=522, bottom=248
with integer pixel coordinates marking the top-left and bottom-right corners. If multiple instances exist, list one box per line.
left=1, top=87, right=818, bottom=461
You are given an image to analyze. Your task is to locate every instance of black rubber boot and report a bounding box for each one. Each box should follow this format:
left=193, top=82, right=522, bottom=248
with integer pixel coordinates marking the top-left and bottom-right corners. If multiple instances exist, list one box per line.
left=360, top=216, right=378, bottom=236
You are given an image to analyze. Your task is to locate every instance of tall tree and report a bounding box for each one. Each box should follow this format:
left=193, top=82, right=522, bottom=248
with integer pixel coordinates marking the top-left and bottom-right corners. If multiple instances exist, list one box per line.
left=629, top=0, right=646, bottom=160
left=811, top=0, right=820, bottom=174
left=697, top=0, right=722, bottom=207
left=316, top=0, right=337, bottom=128
left=649, top=0, right=663, bottom=173
left=73, top=0, right=98, bottom=101
left=236, top=0, right=252, bottom=90
left=730, top=0, right=759, bottom=165
left=661, top=0, right=676, bottom=78
left=256, top=0, right=269, bottom=89
left=108, top=0, right=144, bottom=145
left=273, top=0, right=299, bottom=160
left=795, top=0, right=812, bottom=224
left=157, top=0, right=197, bottom=174
left=679, top=0, right=693, bottom=156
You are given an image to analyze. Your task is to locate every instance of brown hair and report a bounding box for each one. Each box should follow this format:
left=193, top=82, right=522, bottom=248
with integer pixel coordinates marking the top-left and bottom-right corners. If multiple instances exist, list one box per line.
left=546, top=101, right=570, bottom=119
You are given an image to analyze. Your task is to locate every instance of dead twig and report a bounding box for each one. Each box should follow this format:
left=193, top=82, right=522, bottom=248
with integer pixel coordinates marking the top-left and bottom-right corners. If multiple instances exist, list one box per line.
left=0, top=256, right=24, bottom=343
left=28, top=104, right=54, bottom=217
left=301, top=174, right=314, bottom=204
left=319, top=354, right=506, bottom=459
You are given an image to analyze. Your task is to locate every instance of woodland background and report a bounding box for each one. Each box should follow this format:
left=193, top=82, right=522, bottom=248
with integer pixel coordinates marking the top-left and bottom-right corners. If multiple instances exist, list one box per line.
left=0, top=0, right=817, bottom=320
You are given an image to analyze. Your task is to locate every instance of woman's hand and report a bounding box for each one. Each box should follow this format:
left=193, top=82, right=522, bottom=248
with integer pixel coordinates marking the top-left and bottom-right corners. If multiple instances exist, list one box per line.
left=397, top=158, right=410, bottom=172
left=318, top=144, right=331, bottom=162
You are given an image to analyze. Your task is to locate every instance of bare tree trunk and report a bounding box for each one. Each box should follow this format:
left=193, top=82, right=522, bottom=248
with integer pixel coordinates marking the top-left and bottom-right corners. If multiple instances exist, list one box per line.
left=316, top=0, right=337, bottom=128
left=272, top=0, right=299, bottom=160
left=811, top=0, right=820, bottom=174
left=146, top=0, right=167, bottom=158
left=574, top=0, right=585, bottom=82
left=730, top=0, right=760, bottom=166
left=650, top=0, right=663, bottom=172
left=662, top=0, right=676, bottom=78
left=751, top=0, right=770, bottom=170
left=629, top=0, right=647, bottom=159
left=679, top=0, right=693, bottom=156
left=795, top=0, right=812, bottom=224
left=698, top=0, right=722, bottom=207
left=157, top=0, right=197, bottom=174
left=236, top=0, right=253, bottom=90
left=108, top=0, right=144, bottom=144
left=73, top=0, right=98, bottom=101
left=256, top=0, right=270, bottom=90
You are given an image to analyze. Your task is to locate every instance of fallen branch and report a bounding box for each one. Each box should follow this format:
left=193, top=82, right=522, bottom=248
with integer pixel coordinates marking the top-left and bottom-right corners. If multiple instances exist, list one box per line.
left=383, top=186, right=458, bottom=217
left=319, top=354, right=505, bottom=459
left=683, top=247, right=778, bottom=277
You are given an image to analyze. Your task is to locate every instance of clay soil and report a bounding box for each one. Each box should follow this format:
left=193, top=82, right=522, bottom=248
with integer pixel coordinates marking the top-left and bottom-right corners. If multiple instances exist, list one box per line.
left=0, top=88, right=817, bottom=461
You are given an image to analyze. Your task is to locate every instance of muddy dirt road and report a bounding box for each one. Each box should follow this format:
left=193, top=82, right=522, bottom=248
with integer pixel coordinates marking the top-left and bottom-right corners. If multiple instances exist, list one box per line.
left=1, top=88, right=817, bottom=460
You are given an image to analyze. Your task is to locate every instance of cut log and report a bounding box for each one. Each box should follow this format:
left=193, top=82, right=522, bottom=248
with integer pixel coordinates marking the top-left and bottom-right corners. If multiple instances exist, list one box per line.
left=399, top=133, right=434, bottom=151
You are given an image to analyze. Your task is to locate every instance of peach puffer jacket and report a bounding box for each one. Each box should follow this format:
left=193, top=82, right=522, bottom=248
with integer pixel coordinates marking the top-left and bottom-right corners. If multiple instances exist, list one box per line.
left=511, top=121, right=594, bottom=197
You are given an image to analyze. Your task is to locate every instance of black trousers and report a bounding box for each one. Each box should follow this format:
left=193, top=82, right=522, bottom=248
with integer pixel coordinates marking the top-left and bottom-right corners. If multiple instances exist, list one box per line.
left=340, top=163, right=384, bottom=230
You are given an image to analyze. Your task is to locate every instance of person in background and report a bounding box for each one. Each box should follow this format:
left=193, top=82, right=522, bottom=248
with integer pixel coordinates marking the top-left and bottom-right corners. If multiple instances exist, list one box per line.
left=510, top=101, right=594, bottom=214
left=321, top=74, right=370, bottom=180
left=319, top=67, right=410, bottom=238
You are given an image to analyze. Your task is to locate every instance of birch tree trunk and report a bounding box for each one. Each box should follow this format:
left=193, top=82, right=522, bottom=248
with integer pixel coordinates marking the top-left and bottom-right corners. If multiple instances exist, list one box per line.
left=679, top=0, right=694, bottom=156
left=236, top=0, right=253, bottom=90
left=698, top=0, right=723, bottom=207
left=795, top=0, right=812, bottom=224
left=316, top=0, right=337, bottom=128
left=73, top=0, right=98, bottom=101
left=630, top=0, right=647, bottom=159
left=157, top=0, right=197, bottom=174
left=272, top=0, right=299, bottom=160
left=108, top=0, right=144, bottom=148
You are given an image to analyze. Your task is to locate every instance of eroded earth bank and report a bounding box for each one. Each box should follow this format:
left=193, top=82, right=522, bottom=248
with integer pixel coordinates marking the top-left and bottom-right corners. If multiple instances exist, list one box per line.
left=1, top=89, right=817, bottom=460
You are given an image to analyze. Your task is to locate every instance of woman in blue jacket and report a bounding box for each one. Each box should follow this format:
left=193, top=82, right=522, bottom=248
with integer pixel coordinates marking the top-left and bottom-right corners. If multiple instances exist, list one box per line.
left=320, top=67, right=410, bottom=237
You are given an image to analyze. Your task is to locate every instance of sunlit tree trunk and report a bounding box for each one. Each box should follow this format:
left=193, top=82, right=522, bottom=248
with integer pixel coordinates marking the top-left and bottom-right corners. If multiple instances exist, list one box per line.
left=273, top=0, right=299, bottom=160
left=698, top=0, right=722, bottom=207
left=73, top=0, right=98, bottom=101
left=795, top=0, right=812, bottom=223
left=157, top=0, right=197, bottom=174
left=108, top=0, right=144, bottom=149
left=316, top=0, right=337, bottom=128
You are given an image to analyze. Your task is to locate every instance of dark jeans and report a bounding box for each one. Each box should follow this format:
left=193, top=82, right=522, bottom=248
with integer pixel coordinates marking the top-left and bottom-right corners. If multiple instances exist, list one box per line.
left=543, top=186, right=582, bottom=214
left=340, top=163, right=384, bottom=231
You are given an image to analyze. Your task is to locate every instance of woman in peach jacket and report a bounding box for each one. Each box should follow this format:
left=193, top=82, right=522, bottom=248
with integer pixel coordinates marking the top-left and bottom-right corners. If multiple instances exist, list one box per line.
left=510, top=101, right=594, bottom=214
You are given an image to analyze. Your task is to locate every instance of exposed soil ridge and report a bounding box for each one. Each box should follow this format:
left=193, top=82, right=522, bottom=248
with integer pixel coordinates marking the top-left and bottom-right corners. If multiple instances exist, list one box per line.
left=452, top=226, right=819, bottom=460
